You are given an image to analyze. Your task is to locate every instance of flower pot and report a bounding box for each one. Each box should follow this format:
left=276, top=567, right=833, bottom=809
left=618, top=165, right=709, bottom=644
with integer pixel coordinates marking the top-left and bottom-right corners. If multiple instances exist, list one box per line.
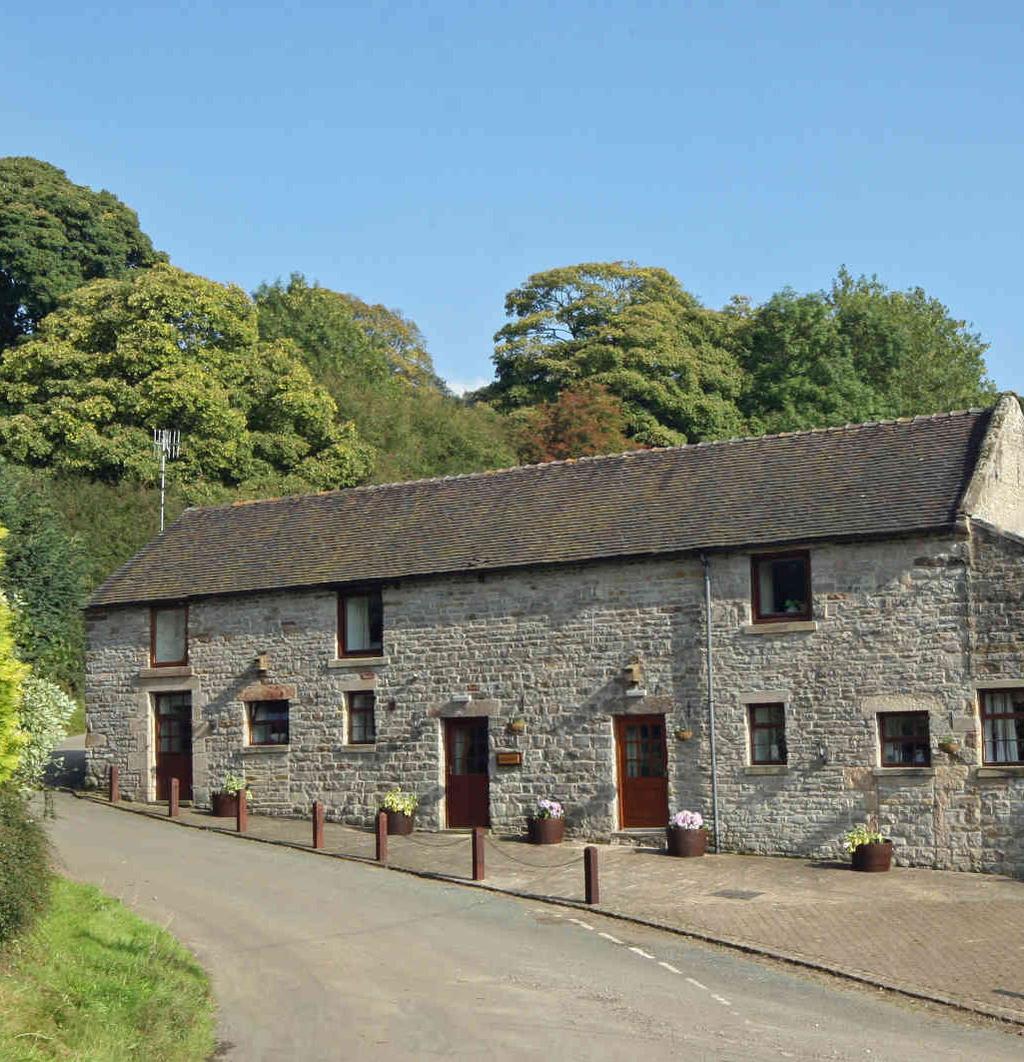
left=211, top=791, right=239, bottom=817
left=852, top=840, right=893, bottom=872
left=666, top=826, right=708, bottom=857
left=385, top=810, right=414, bottom=835
left=527, top=817, right=565, bottom=845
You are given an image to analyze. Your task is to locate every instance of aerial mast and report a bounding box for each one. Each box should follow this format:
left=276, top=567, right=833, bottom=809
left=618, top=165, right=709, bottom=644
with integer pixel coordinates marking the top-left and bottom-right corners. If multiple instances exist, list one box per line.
left=152, top=428, right=181, bottom=533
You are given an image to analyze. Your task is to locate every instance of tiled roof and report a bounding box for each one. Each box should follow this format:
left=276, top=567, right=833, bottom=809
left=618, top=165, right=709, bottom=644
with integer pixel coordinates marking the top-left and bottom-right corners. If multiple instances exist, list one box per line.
left=87, top=406, right=994, bottom=608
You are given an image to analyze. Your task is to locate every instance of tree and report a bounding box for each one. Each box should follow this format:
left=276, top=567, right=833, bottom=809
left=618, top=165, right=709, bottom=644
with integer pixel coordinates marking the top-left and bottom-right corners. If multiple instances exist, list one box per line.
left=0, top=531, right=28, bottom=785
left=0, top=264, right=374, bottom=492
left=736, top=269, right=996, bottom=433
left=12, top=677, right=75, bottom=790
left=0, top=463, right=86, bottom=695
left=0, top=157, right=165, bottom=351
left=333, top=291, right=440, bottom=387
left=515, top=382, right=632, bottom=463
left=483, top=262, right=745, bottom=446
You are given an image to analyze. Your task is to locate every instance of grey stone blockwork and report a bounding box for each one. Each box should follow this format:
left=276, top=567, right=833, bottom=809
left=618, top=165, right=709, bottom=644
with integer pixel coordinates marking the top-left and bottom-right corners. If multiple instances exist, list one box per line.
left=85, top=529, right=1024, bottom=876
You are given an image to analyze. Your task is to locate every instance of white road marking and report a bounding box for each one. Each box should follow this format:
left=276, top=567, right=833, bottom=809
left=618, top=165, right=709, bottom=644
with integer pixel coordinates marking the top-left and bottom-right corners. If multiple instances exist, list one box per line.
left=686, top=977, right=708, bottom=991
left=598, top=932, right=623, bottom=944
left=712, top=994, right=732, bottom=1006
left=568, top=918, right=594, bottom=930
left=658, top=961, right=682, bottom=974
left=629, top=946, right=655, bottom=959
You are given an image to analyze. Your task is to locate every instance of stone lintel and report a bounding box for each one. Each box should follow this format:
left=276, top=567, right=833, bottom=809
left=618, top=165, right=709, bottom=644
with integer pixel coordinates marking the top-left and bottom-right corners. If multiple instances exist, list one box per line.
left=429, top=699, right=501, bottom=718
left=738, top=691, right=789, bottom=705
left=137, top=665, right=194, bottom=680
left=240, top=683, right=296, bottom=701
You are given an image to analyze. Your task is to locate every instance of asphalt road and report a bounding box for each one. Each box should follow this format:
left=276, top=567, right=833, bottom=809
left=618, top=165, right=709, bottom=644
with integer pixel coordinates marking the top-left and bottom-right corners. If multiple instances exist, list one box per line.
left=48, top=795, right=1022, bottom=1061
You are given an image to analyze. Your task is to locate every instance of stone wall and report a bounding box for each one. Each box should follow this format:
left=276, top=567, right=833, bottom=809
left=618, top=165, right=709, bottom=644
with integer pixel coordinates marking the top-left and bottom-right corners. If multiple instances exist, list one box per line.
left=85, top=527, right=1024, bottom=876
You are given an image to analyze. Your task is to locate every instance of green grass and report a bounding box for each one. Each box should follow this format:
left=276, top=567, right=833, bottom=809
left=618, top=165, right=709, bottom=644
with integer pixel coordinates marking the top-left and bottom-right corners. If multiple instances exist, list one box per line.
left=0, top=878, right=216, bottom=1061
left=64, top=702, right=86, bottom=737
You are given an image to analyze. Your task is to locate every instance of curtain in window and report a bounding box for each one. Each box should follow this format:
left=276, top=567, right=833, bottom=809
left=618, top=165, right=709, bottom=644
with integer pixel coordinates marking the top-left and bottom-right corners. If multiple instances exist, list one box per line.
left=984, top=691, right=1022, bottom=763
left=346, top=595, right=372, bottom=651
left=154, top=608, right=186, bottom=663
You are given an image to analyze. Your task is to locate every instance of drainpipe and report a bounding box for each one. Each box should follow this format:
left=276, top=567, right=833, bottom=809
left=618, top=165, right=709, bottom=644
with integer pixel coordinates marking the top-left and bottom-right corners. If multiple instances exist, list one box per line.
left=701, top=552, right=721, bottom=853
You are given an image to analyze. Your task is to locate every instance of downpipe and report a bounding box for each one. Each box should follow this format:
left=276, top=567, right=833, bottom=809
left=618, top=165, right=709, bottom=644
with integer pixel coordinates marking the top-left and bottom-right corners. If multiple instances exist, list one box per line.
left=701, top=552, right=721, bottom=853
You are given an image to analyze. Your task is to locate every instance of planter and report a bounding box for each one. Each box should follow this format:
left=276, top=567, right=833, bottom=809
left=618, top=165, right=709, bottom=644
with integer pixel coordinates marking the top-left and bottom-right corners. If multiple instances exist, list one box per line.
left=666, top=826, right=708, bottom=858
left=211, top=791, right=240, bottom=817
left=851, top=840, right=893, bottom=872
left=527, top=816, right=565, bottom=845
left=385, top=810, right=414, bottom=836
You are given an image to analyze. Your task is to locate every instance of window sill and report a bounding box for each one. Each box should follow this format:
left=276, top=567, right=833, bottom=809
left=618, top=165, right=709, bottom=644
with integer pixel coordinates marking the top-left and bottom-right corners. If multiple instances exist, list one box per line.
left=871, top=767, right=935, bottom=778
left=328, top=657, right=386, bottom=669
left=242, top=744, right=290, bottom=755
left=741, top=621, right=818, bottom=635
left=338, top=744, right=377, bottom=753
left=138, top=665, right=194, bottom=679
left=744, top=765, right=789, bottom=776
left=974, top=766, right=1024, bottom=778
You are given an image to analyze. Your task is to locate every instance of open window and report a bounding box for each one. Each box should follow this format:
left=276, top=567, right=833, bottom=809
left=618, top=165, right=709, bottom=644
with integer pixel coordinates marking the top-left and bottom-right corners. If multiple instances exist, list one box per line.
left=879, top=712, right=930, bottom=767
left=751, top=552, right=811, bottom=623
left=150, top=604, right=188, bottom=666
left=979, top=689, right=1024, bottom=765
left=338, top=590, right=383, bottom=657
left=248, top=700, right=290, bottom=746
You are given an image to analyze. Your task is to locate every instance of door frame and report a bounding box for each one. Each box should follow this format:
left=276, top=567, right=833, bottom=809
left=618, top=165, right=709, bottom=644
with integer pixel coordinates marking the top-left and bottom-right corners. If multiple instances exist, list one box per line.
left=443, top=716, right=491, bottom=828
left=614, top=713, right=669, bottom=829
left=152, top=690, right=194, bottom=802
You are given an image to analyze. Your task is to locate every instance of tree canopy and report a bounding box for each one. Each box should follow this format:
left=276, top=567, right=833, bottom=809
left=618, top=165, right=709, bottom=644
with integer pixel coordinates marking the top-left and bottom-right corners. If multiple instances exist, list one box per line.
left=482, top=262, right=746, bottom=446
left=514, top=382, right=632, bottom=464
left=0, top=264, right=374, bottom=492
left=0, top=157, right=165, bottom=351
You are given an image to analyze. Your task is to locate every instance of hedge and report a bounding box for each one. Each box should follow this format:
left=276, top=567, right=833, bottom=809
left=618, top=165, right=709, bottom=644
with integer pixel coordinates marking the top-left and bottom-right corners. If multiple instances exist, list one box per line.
left=0, top=788, right=50, bottom=947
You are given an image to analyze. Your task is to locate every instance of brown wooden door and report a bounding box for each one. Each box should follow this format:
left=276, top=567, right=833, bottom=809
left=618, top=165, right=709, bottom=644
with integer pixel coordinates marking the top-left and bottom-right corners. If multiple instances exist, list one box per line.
left=155, top=692, right=193, bottom=801
left=615, top=714, right=668, bottom=828
left=445, top=717, right=490, bottom=828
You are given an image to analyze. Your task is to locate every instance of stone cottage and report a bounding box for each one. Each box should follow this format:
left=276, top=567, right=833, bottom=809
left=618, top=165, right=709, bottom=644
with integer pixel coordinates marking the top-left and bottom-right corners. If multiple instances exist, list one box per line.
left=84, top=394, right=1024, bottom=874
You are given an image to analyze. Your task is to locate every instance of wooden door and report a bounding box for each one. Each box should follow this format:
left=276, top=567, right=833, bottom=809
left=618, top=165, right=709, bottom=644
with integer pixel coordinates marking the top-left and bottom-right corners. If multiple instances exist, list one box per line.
left=615, top=714, right=668, bottom=828
left=445, top=718, right=490, bottom=828
left=155, top=692, right=193, bottom=801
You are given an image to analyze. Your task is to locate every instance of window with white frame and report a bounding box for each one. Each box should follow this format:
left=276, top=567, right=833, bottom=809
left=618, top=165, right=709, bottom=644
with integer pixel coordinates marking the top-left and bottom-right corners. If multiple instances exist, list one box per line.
left=980, top=689, right=1024, bottom=765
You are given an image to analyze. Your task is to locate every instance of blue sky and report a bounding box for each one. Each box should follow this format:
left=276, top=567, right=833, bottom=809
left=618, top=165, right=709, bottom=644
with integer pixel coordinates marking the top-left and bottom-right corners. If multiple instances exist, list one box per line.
left=4, top=1, right=1021, bottom=395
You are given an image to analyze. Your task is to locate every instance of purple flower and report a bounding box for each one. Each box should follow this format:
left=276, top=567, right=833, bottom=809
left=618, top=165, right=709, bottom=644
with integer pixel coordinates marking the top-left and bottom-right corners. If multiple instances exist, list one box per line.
left=535, top=798, right=565, bottom=819
left=669, top=809, right=703, bottom=830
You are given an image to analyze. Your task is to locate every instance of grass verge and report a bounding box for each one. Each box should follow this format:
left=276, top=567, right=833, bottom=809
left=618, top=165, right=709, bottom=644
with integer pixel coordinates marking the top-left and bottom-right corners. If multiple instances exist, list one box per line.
left=0, top=877, right=216, bottom=1061
left=64, top=701, right=86, bottom=737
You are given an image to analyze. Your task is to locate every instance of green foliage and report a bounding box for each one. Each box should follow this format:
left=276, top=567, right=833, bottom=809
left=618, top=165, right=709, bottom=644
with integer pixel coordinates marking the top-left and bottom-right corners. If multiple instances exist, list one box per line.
left=0, top=788, right=49, bottom=946
left=736, top=268, right=996, bottom=433
left=0, top=264, right=374, bottom=491
left=13, top=678, right=76, bottom=790
left=0, top=463, right=86, bottom=693
left=0, top=877, right=216, bottom=1061
left=0, top=157, right=165, bottom=350
left=843, top=823, right=886, bottom=852
left=0, top=538, right=28, bottom=785
left=381, top=787, right=418, bottom=815
left=514, top=381, right=632, bottom=463
left=485, top=262, right=746, bottom=446
left=221, top=773, right=250, bottom=795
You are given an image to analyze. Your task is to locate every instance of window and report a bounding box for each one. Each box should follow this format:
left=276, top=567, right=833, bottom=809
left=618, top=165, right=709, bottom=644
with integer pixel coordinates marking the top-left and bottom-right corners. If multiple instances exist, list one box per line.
left=879, top=712, right=930, bottom=767
left=347, top=691, right=376, bottom=745
left=751, top=552, right=811, bottom=622
left=338, top=590, right=383, bottom=656
left=150, top=605, right=187, bottom=666
left=980, top=689, right=1024, bottom=765
left=248, top=700, right=289, bottom=746
left=748, top=703, right=787, bottom=764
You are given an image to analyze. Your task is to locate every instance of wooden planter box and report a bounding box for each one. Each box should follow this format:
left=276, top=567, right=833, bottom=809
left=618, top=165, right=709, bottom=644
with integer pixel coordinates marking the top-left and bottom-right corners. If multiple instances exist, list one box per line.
left=211, top=791, right=240, bottom=818
left=527, top=817, right=565, bottom=845
left=666, top=826, right=708, bottom=857
left=852, top=840, right=893, bottom=872
left=385, top=810, right=414, bottom=835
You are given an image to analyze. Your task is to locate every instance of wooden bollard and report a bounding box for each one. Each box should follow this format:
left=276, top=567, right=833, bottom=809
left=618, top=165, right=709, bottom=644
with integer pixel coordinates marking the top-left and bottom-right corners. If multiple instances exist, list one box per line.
left=168, top=778, right=180, bottom=818
left=108, top=764, right=120, bottom=803
left=584, top=846, right=599, bottom=905
left=236, top=789, right=248, bottom=833
left=376, top=810, right=388, bottom=865
left=312, top=800, right=325, bottom=849
left=472, top=827, right=485, bottom=881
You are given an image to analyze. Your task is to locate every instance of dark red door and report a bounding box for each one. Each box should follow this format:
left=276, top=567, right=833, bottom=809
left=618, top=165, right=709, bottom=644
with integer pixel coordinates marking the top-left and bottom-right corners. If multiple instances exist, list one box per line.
left=445, top=718, right=490, bottom=828
left=155, top=692, right=193, bottom=801
left=615, top=714, right=668, bottom=828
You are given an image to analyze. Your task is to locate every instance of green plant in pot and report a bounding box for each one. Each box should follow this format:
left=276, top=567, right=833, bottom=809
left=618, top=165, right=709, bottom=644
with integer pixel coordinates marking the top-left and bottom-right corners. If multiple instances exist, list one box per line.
left=211, top=774, right=251, bottom=817
left=526, top=798, right=565, bottom=844
left=844, top=823, right=893, bottom=872
left=381, top=787, right=418, bottom=835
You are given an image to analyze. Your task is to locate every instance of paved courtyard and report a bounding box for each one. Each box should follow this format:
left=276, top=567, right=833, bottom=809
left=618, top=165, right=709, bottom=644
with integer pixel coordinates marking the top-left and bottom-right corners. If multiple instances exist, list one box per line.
left=83, top=793, right=1024, bottom=1025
